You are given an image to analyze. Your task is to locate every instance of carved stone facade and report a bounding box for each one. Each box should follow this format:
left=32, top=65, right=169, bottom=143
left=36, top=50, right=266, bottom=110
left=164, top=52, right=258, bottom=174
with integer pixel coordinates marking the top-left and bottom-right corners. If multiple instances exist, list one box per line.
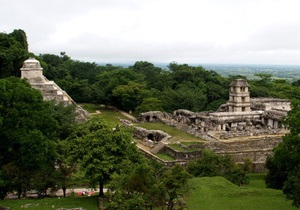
left=21, top=58, right=89, bottom=122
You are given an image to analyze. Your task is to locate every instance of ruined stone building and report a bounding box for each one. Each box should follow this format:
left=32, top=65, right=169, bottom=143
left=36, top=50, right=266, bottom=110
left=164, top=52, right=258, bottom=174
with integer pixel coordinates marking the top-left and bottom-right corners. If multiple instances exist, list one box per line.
left=136, top=79, right=291, bottom=171
left=20, top=58, right=89, bottom=122
left=138, top=79, right=290, bottom=140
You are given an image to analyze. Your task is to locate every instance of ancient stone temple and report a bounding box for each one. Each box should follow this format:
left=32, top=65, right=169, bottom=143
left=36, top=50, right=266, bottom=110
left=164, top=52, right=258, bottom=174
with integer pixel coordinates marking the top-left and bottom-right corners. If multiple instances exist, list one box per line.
left=21, top=58, right=89, bottom=122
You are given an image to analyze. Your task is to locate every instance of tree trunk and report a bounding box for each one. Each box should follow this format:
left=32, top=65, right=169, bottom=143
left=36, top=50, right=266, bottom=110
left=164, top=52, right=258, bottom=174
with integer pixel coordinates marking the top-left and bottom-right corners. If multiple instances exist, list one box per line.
left=167, top=199, right=174, bottom=210
left=62, top=187, right=66, bottom=198
left=99, top=181, right=104, bottom=197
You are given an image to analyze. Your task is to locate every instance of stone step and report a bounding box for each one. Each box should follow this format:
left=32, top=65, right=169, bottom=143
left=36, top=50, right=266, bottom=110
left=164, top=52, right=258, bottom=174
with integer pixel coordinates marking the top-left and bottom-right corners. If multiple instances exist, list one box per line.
left=150, top=141, right=166, bottom=154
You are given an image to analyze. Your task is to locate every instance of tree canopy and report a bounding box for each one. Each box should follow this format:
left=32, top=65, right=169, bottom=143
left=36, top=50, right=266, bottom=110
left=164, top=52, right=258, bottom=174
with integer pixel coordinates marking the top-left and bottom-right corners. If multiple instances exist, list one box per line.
left=0, top=77, right=75, bottom=198
left=266, top=100, right=300, bottom=207
left=66, top=116, right=142, bottom=197
left=0, top=29, right=30, bottom=78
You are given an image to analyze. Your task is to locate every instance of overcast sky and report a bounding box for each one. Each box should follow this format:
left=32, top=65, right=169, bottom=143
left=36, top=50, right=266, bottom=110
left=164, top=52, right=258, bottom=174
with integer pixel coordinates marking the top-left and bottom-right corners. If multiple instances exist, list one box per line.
left=2, top=0, right=300, bottom=65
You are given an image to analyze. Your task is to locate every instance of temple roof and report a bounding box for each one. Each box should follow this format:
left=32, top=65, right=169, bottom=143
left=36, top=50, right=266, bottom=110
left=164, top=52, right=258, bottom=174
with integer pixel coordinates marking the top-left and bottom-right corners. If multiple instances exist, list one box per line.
left=21, top=57, right=42, bottom=69
left=230, top=79, right=249, bottom=87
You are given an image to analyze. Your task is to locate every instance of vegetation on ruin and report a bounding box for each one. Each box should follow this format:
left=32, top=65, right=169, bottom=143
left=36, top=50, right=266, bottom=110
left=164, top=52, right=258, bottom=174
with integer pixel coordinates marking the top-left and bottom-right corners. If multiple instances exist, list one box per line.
left=266, top=99, right=300, bottom=207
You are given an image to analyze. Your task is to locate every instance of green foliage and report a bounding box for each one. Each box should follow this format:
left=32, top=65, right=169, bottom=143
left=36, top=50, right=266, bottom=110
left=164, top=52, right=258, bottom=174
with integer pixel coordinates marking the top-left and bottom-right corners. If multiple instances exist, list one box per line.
left=266, top=100, right=300, bottom=207
left=0, top=30, right=29, bottom=78
left=67, top=117, right=142, bottom=197
left=187, top=150, right=248, bottom=186
left=135, top=97, right=164, bottom=113
left=0, top=77, right=76, bottom=198
left=112, top=81, right=146, bottom=111
left=107, top=161, right=190, bottom=210
left=163, top=165, right=191, bottom=210
left=107, top=162, right=162, bottom=209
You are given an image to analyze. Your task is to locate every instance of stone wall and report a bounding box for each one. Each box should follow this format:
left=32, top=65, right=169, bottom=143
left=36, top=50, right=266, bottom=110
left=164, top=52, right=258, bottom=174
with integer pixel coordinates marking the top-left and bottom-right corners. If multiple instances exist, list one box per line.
left=162, top=145, right=202, bottom=160
left=204, top=136, right=283, bottom=172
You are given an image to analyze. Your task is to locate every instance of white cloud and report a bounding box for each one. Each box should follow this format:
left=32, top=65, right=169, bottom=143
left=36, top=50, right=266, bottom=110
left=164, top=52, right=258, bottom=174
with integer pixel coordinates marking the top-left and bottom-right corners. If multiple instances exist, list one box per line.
left=1, top=0, right=300, bottom=65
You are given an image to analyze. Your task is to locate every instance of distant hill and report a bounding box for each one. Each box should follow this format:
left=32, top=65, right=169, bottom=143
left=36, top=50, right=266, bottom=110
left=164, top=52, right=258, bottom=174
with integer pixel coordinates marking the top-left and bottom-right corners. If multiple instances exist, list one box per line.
left=202, top=63, right=300, bottom=81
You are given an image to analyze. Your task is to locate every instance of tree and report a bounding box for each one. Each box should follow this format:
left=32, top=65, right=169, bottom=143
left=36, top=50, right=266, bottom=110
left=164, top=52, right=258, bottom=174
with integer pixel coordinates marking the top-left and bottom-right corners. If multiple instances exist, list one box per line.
left=67, top=117, right=142, bottom=197
left=187, top=150, right=248, bottom=186
left=162, top=165, right=191, bottom=210
left=0, top=30, right=29, bottom=78
left=94, top=68, right=140, bottom=107
left=161, top=82, right=207, bottom=112
left=0, top=77, right=77, bottom=198
left=107, top=162, right=164, bottom=210
left=266, top=100, right=300, bottom=207
left=0, top=77, right=62, bottom=198
left=112, top=81, right=146, bottom=111
left=107, top=161, right=190, bottom=210
left=135, top=97, right=164, bottom=113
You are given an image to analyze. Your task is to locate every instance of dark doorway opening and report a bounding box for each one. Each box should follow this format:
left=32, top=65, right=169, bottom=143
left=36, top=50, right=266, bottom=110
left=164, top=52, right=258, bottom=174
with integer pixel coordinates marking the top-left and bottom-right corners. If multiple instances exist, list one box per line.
left=147, top=133, right=154, bottom=140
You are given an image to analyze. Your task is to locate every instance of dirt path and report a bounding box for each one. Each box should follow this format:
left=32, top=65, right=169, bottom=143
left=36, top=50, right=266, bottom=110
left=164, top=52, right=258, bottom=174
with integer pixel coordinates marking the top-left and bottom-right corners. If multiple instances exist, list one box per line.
left=119, top=110, right=136, bottom=121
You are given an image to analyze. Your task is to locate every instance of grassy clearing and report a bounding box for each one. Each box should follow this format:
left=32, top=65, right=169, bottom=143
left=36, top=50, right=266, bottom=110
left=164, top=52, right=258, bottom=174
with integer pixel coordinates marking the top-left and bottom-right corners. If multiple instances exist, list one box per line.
left=0, top=195, right=99, bottom=210
left=135, top=122, right=205, bottom=142
left=79, top=104, right=205, bottom=142
left=79, top=103, right=131, bottom=126
left=246, top=173, right=267, bottom=189
left=156, top=153, right=176, bottom=161
left=185, top=176, right=297, bottom=210
left=78, top=103, right=104, bottom=113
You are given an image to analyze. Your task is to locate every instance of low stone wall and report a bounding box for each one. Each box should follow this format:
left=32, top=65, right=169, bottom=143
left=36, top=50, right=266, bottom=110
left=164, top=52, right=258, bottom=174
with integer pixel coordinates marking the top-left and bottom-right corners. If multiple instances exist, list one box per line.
left=139, top=148, right=187, bottom=167
left=163, top=146, right=202, bottom=160
left=205, top=136, right=283, bottom=172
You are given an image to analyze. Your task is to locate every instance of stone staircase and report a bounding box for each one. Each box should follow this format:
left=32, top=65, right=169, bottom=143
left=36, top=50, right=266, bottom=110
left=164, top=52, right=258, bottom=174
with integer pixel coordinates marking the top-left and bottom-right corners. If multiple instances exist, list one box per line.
left=30, top=78, right=89, bottom=122
left=20, top=58, right=89, bottom=122
left=150, top=141, right=166, bottom=154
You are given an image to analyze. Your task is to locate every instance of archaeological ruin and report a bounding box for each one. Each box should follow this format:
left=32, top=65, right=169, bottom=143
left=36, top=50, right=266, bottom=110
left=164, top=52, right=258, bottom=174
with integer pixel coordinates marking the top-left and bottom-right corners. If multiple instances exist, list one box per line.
left=136, top=79, right=290, bottom=171
left=20, top=58, right=89, bottom=122
left=20, top=57, right=290, bottom=172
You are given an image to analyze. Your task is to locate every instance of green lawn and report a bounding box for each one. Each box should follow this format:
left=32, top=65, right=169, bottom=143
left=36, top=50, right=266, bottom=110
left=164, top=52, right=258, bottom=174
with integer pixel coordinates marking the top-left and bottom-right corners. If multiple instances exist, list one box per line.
left=135, top=122, right=205, bottom=142
left=1, top=175, right=296, bottom=210
left=80, top=104, right=207, bottom=142
left=185, top=176, right=297, bottom=210
left=79, top=103, right=131, bottom=126
left=156, top=153, right=176, bottom=161
left=0, top=195, right=99, bottom=210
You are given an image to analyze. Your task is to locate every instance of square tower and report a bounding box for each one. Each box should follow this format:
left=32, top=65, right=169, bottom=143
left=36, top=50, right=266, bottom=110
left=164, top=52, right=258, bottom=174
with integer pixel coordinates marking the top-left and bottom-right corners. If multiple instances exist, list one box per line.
left=227, top=79, right=251, bottom=112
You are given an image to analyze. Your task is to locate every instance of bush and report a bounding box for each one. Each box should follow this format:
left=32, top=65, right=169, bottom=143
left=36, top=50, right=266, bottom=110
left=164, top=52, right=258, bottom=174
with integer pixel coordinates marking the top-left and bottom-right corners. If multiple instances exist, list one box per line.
left=187, top=150, right=248, bottom=186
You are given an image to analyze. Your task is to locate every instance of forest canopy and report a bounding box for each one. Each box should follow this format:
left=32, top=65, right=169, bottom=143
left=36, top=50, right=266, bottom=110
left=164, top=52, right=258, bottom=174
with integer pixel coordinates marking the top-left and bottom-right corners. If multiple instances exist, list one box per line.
left=2, top=29, right=300, bottom=114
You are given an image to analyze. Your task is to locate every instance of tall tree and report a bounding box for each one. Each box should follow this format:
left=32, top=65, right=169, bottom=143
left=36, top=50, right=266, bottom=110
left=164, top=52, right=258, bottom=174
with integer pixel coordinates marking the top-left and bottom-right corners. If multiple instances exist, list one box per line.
left=0, top=30, right=30, bottom=78
left=266, top=99, right=300, bottom=207
left=67, top=117, right=142, bottom=197
left=0, top=77, right=63, bottom=198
